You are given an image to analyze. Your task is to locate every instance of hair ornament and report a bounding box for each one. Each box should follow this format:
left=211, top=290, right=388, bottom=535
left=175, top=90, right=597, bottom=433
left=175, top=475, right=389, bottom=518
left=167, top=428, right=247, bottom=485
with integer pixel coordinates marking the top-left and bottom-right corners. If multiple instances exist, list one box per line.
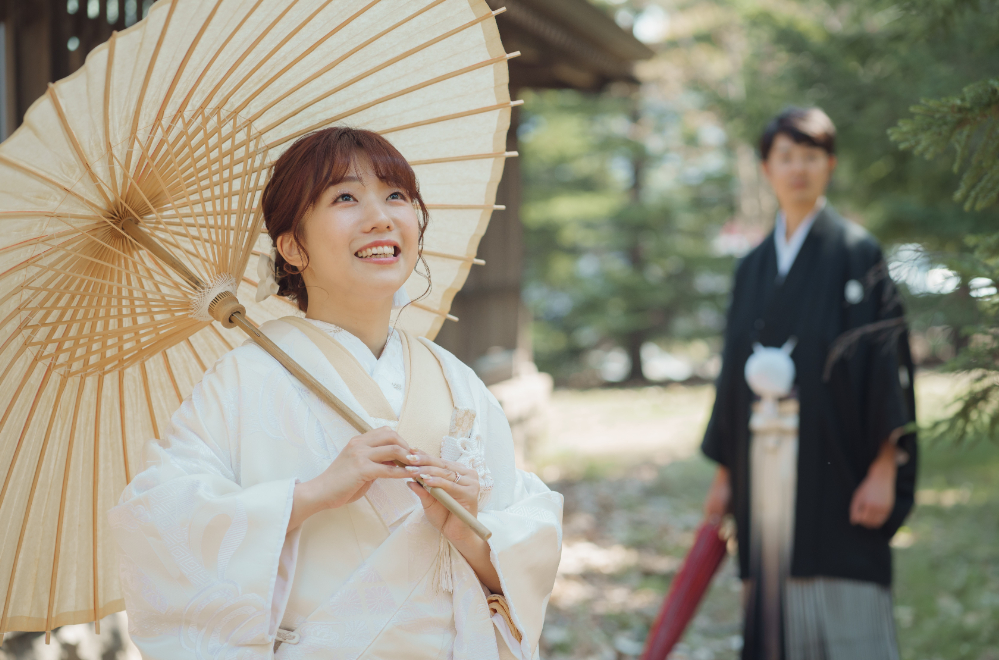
left=255, top=246, right=280, bottom=302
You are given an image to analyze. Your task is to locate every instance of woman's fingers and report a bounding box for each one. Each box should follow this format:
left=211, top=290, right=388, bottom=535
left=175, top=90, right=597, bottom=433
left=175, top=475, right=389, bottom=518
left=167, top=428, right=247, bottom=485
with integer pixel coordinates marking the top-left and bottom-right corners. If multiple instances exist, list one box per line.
left=406, top=464, right=458, bottom=483
left=364, top=462, right=411, bottom=480
left=406, top=461, right=476, bottom=486
left=406, top=451, right=475, bottom=477
left=407, top=480, right=438, bottom=508
left=441, top=458, right=476, bottom=478
left=367, top=444, right=414, bottom=466
left=358, top=427, right=411, bottom=451
left=405, top=449, right=445, bottom=469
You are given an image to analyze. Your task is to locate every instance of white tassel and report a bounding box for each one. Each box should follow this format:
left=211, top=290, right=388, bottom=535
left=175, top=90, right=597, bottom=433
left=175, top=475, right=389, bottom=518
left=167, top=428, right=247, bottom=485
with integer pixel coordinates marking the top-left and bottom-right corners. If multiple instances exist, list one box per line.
left=432, top=532, right=454, bottom=595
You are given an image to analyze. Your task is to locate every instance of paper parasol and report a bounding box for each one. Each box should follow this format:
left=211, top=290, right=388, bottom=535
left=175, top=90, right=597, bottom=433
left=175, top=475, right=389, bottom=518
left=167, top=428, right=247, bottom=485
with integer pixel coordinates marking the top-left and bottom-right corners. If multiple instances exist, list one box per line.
left=0, top=0, right=516, bottom=634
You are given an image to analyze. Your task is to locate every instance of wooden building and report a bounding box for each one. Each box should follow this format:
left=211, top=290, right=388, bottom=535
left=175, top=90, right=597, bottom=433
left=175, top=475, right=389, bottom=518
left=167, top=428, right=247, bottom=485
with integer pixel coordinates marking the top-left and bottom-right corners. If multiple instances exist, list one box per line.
left=436, top=0, right=652, bottom=381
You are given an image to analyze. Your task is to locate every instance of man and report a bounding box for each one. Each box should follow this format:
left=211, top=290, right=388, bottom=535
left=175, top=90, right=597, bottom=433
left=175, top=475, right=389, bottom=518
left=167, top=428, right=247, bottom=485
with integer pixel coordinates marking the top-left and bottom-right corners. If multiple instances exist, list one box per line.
left=701, top=107, right=917, bottom=660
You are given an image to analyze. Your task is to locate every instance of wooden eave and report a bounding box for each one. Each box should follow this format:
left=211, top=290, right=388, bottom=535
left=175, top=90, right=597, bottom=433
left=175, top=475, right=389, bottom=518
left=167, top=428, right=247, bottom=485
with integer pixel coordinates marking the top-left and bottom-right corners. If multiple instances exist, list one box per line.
left=488, top=0, right=653, bottom=92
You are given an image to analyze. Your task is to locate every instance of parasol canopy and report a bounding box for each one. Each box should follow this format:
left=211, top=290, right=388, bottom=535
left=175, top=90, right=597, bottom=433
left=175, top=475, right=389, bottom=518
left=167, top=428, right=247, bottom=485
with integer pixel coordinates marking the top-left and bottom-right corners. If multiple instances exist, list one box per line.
left=0, top=0, right=516, bottom=634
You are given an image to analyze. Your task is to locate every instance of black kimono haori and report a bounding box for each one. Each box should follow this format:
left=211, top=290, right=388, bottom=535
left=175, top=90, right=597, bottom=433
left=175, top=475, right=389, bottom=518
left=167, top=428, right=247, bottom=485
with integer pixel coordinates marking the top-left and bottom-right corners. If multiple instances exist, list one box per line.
left=702, top=205, right=918, bottom=657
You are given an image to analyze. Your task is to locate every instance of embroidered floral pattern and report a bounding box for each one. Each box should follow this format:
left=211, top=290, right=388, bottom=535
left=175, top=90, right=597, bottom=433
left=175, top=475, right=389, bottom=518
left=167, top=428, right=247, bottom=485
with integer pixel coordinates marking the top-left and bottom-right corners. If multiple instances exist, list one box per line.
left=440, top=408, right=493, bottom=504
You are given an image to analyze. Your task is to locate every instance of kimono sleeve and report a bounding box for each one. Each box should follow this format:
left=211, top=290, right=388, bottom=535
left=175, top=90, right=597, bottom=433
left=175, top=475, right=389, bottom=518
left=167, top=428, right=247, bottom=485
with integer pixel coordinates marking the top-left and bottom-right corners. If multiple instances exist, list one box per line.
left=863, top=269, right=914, bottom=458
left=859, top=261, right=918, bottom=537
left=702, top=256, right=752, bottom=468
left=108, top=348, right=299, bottom=659
left=836, top=241, right=918, bottom=538
left=476, top=390, right=563, bottom=660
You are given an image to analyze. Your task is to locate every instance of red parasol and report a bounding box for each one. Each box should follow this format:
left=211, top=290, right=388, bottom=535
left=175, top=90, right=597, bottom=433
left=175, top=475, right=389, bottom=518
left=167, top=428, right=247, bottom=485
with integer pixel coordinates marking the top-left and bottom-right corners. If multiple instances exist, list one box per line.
left=641, top=520, right=730, bottom=660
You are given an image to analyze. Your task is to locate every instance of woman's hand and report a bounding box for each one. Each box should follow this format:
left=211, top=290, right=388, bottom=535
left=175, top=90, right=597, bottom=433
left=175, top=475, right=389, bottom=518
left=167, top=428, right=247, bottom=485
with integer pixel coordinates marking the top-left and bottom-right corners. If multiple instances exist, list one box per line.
left=405, top=449, right=480, bottom=543
left=288, top=427, right=413, bottom=532
left=850, top=440, right=897, bottom=529
left=406, top=449, right=502, bottom=593
left=704, top=466, right=731, bottom=523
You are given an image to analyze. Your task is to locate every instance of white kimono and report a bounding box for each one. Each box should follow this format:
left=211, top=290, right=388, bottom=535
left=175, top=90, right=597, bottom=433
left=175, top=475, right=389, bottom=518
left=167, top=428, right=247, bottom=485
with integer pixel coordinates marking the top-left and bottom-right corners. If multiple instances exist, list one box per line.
left=109, top=318, right=563, bottom=660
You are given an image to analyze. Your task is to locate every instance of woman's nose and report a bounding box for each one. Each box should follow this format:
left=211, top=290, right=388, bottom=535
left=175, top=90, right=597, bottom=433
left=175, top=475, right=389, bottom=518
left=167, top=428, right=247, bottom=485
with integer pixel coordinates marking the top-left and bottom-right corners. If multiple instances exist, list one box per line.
left=366, top=203, right=394, bottom=231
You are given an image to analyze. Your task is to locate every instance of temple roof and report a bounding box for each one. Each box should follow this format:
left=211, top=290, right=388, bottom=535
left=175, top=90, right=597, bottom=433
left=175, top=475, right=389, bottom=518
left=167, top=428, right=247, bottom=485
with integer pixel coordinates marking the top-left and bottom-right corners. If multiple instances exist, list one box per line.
left=488, top=0, right=654, bottom=91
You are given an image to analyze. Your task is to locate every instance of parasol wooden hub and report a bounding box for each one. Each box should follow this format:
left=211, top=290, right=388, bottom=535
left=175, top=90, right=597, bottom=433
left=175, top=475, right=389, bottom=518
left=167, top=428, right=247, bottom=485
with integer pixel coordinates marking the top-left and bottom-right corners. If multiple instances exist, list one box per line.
left=207, top=291, right=245, bottom=329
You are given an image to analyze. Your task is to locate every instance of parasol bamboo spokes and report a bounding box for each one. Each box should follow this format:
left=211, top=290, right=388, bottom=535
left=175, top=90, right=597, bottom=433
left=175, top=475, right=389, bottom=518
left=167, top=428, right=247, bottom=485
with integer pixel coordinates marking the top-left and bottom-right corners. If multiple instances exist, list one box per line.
left=15, top=110, right=269, bottom=379
left=0, top=0, right=512, bottom=634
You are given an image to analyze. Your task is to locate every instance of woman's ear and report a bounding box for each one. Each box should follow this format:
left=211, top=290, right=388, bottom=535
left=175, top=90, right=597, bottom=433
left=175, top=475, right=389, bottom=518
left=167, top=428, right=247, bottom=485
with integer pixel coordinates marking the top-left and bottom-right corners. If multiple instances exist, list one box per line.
left=276, top=232, right=305, bottom=271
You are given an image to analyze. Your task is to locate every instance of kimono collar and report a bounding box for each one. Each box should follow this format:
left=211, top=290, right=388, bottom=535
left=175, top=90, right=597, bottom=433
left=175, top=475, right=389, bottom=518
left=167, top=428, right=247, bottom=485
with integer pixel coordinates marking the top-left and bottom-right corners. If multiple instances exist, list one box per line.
left=305, top=319, right=405, bottom=417
left=774, top=196, right=826, bottom=278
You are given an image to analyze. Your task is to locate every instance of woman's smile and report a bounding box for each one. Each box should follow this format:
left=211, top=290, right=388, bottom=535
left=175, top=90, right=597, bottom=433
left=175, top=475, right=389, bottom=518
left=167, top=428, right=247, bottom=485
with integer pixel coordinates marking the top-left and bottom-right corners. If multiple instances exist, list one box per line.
left=354, top=239, right=401, bottom=263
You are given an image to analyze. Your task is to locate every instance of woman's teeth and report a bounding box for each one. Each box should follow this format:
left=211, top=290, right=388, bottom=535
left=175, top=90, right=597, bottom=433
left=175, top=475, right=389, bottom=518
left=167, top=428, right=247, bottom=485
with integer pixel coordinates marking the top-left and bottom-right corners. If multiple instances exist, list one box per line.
left=355, top=245, right=396, bottom=259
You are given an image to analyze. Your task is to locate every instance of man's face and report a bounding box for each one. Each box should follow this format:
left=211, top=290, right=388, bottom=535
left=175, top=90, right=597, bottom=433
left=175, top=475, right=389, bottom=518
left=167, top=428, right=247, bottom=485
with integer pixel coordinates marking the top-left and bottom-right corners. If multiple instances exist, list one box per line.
left=762, top=133, right=836, bottom=210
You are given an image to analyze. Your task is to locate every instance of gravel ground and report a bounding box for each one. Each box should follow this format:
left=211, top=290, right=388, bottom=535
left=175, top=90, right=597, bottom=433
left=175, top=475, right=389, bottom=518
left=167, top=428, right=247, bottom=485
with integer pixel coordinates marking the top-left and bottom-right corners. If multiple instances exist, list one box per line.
left=535, top=384, right=743, bottom=660
left=535, top=373, right=999, bottom=660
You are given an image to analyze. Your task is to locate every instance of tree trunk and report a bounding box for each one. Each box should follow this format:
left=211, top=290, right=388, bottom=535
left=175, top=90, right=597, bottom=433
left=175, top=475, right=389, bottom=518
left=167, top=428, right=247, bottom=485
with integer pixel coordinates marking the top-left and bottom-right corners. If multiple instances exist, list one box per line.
left=624, top=91, right=648, bottom=385
left=626, top=328, right=645, bottom=382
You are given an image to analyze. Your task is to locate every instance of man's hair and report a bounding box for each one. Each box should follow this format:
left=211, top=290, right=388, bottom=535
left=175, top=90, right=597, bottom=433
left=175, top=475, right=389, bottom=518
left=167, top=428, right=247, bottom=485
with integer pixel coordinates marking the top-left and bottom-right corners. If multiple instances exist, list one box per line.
left=759, top=107, right=836, bottom=160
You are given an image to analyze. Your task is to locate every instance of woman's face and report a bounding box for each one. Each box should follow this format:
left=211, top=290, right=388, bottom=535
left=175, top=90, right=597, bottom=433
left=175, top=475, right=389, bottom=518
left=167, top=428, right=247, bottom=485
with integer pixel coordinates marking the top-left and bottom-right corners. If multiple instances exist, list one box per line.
left=762, top=133, right=836, bottom=210
left=277, top=154, right=421, bottom=310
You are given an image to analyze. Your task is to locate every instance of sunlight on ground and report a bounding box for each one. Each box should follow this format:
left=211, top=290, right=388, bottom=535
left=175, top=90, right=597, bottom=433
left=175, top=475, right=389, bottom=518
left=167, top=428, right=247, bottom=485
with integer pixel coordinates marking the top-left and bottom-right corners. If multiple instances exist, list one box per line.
left=533, top=384, right=715, bottom=481
left=537, top=371, right=999, bottom=660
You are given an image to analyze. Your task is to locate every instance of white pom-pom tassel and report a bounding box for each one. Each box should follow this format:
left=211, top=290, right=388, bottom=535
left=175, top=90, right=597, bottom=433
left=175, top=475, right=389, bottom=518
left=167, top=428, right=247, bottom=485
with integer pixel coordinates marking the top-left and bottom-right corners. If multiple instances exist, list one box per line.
left=189, top=274, right=238, bottom=322
left=744, top=338, right=797, bottom=399
left=432, top=533, right=453, bottom=595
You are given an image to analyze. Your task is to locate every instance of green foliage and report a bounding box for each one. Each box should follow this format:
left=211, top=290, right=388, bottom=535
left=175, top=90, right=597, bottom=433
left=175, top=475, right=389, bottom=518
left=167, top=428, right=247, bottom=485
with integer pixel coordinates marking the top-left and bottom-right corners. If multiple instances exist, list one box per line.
left=713, top=0, right=999, bottom=250
left=519, top=88, right=734, bottom=382
left=890, top=79, right=999, bottom=212
left=883, top=38, right=999, bottom=443
left=918, top=234, right=999, bottom=443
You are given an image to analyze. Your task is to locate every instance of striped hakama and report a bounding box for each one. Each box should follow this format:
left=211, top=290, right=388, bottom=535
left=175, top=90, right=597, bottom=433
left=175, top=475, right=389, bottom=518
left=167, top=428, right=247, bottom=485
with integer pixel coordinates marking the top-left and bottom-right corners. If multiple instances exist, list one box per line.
left=747, top=397, right=900, bottom=660
left=784, top=577, right=899, bottom=660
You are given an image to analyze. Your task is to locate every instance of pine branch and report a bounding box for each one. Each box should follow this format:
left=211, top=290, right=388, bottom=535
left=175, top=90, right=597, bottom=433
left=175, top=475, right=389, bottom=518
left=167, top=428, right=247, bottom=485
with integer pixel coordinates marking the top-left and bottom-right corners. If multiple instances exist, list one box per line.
left=889, top=78, right=999, bottom=211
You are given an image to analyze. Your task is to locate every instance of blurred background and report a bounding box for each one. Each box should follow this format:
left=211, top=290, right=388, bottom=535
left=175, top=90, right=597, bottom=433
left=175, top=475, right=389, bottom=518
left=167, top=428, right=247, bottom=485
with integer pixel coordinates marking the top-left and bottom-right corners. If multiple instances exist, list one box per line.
left=1, top=0, right=997, bottom=658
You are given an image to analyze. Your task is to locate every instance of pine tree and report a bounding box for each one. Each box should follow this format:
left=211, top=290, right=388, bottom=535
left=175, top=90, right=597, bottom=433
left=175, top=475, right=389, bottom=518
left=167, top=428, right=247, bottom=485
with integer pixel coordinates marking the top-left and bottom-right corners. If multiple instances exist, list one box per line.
left=890, top=77, right=999, bottom=440
left=890, top=79, right=999, bottom=212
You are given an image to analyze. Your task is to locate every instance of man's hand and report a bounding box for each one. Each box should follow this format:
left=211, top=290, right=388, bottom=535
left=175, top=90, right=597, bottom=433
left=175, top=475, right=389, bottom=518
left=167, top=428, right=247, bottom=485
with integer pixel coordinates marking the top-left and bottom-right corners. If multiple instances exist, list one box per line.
left=849, top=440, right=897, bottom=529
left=704, top=466, right=731, bottom=523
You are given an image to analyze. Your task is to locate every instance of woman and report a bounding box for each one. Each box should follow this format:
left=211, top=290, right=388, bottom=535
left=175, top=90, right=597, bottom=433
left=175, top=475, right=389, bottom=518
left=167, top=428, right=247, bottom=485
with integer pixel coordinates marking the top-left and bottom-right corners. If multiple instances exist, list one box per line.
left=110, top=128, right=563, bottom=659
left=701, top=107, right=917, bottom=660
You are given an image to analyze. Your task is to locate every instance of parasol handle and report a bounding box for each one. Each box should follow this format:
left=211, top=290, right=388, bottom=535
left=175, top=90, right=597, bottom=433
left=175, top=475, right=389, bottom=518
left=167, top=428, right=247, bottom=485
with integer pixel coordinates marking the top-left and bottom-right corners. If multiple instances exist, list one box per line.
left=228, top=311, right=492, bottom=541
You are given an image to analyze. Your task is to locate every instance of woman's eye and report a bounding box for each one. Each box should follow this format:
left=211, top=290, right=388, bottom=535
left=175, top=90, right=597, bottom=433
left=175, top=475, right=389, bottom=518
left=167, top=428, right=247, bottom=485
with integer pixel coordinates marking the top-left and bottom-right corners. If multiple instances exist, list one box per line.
left=335, top=193, right=355, bottom=203
left=388, top=191, right=408, bottom=201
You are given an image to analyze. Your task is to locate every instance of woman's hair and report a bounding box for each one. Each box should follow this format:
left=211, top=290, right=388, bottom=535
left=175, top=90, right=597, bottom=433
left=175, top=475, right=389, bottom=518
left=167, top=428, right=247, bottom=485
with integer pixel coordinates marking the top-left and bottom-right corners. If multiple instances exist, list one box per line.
left=759, top=106, right=836, bottom=160
left=261, top=127, right=430, bottom=312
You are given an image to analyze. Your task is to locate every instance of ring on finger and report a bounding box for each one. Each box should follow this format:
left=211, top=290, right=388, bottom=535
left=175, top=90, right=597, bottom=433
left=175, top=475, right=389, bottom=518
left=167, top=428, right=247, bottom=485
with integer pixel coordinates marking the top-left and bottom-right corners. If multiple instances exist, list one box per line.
left=452, top=471, right=461, bottom=484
